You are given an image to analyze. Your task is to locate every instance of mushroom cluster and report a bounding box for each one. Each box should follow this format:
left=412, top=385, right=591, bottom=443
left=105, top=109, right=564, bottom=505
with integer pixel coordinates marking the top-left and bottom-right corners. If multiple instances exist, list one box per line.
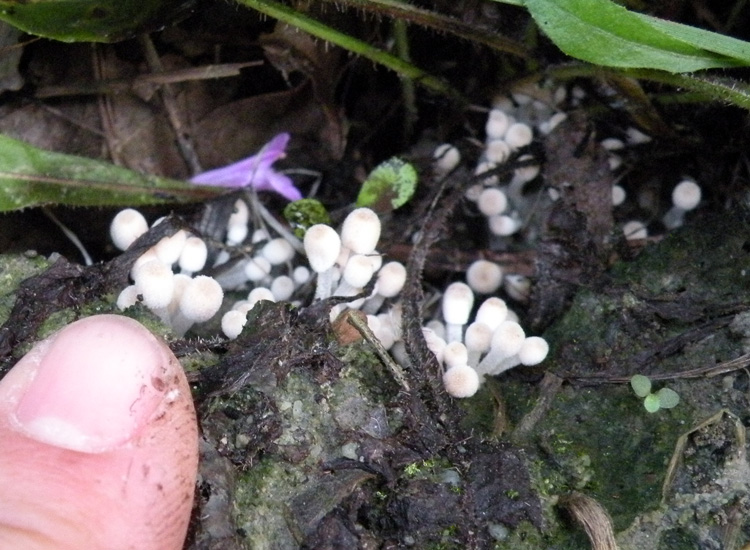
left=111, top=209, right=223, bottom=337
left=423, top=278, right=548, bottom=399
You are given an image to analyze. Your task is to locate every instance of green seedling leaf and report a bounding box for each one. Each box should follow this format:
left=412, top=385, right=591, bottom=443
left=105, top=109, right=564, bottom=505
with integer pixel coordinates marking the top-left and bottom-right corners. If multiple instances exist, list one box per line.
left=283, top=199, right=332, bottom=239
left=0, top=0, right=196, bottom=42
left=643, top=393, right=661, bottom=413
left=0, top=134, right=218, bottom=211
left=630, top=374, right=652, bottom=398
left=356, top=157, right=417, bottom=213
left=519, top=0, right=750, bottom=72
left=656, top=387, right=680, bottom=409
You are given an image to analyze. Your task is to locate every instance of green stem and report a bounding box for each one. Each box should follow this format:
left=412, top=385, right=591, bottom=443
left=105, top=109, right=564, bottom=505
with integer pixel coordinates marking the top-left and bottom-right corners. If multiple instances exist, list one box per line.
left=235, top=0, right=466, bottom=103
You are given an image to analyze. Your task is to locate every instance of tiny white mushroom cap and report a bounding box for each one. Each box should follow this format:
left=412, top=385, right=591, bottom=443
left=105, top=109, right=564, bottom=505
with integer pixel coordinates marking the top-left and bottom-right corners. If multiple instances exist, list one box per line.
left=343, top=254, right=375, bottom=288
left=375, top=261, right=407, bottom=298
left=488, top=214, right=521, bottom=236
left=477, top=188, right=508, bottom=217
left=341, top=207, right=381, bottom=254
left=504, top=122, right=533, bottom=149
left=672, top=179, right=701, bottom=211
left=154, top=230, right=188, bottom=266
left=443, top=342, right=469, bottom=370
left=228, top=199, right=249, bottom=228
left=612, top=185, right=627, bottom=206
left=179, top=236, right=208, bottom=273
left=442, top=364, right=480, bottom=398
left=485, top=109, right=510, bottom=140
left=221, top=310, right=247, bottom=339
left=475, top=297, right=508, bottom=331
left=270, top=275, right=295, bottom=301
left=226, top=221, right=248, bottom=246
left=304, top=224, right=341, bottom=273
left=424, top=319, right=446, bottom=340
left=433, top=143, right=461, bottom=175
left=252, top=228, right=270, bottom=243
left=133, top=259, right=174, bottom=310
left=490, top=320, right=526, bottom=358
left=247, top=286, right=275, bottom=304
left=110, top=208, right=148, bottom=251
left=442, top=282, right=474, bottom=326
left=292, top=265, right=311, bottom=286
left=262, top=238, right=295, bottom=265
left=601, top=138, right=625, bottom=151
left=465, top=321, right=493, bottom=367
left=116, top=285, right=139, bottom=310
left=485, top=140, right=511, bottom=164
left=466, top=260, right=503, bottom=295
left=179, top=275, right=224, bottom=323
left=475, top=161, right=499, bottom=186
left=518, top=336, right=549, bottom=366
left=422, top=327, right=447, bottom=363
left=623, top=220, right=648, bottom=240
left=244, top=256, right=272, bottom=282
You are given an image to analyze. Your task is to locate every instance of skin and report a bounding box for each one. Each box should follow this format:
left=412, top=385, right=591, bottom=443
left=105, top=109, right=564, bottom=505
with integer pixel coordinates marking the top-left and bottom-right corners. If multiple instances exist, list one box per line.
left=0, top=315, right=199, bottom=550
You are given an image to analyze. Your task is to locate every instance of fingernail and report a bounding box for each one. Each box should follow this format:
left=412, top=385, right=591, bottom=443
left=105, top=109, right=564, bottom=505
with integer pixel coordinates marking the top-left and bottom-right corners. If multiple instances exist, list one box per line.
left=11, top=315, right=173, bottom=453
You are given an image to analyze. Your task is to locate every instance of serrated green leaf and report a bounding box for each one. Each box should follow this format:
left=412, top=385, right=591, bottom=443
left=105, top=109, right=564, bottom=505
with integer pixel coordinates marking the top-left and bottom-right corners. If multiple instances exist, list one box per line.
left=656, top=387, right=680, bottom=409
left=643, top=393, right=661, bottom=413
left=630, top=374, right=652, bottom=398
left=356, top=157, right=417, bottom=213
left=0, top=134, right=219, bottom=211
left=519, top=0, right=750, bottom=72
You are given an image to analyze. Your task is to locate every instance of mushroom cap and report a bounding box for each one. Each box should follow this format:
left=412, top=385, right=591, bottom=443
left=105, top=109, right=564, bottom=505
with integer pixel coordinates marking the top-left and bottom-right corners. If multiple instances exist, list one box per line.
left=475, top=297, right=508, bottom=331
left=464, top=322, right=493, bottom=356
left=505, top=122, right=533, bottom=149
left=343, top=254, right=375, bottom=288
left=270, top=275, right=295, bottom=301
left=485, top=109, right=510, bottom=140
left=443, top=364, right=480, bottom=398
left=433, top=143, right=461, bottom=175
left=179, top=276, right=224, bottom=323
left=133, top=259, right=174, bottom=310
left=442, top=282, right=474, bottom=326
left=466, top=260, right=503, bottom=295
left=304, top=224, right=341, bottom=273
left=518, top=336, right=549, bottom=366
left=244, top=256, right=272, bottom=282
left=485, top=139, right=511, bottom=164
left=178, top=237, right=208, bottom=273
left=221, top=310, right=247, bottom=339
left=154, top=230, right=188, bottom=266
left=110, top=208, right=148, bottom=251
left=262, top=238, right=295, bottom=265
left=375, top=261, right=407, bottom=298
left=443, top=342, right=469, bottom=370
left=490, top=320, right=526, bottom=358
left=672, top=179, right=701, bottom=211
left=477, top=188, right=508, bottom=217
left=340, top=208, right=381, bottom=255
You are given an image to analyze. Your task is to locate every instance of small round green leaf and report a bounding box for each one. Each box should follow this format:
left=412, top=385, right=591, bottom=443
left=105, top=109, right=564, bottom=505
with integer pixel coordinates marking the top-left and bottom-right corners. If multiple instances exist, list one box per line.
left=283, top=198, right=332, bottom=239
left=356, top=157, right=417, bottom=213
left=643, top=394, right=661, bottom=413
left=656, top=387, right=680, bottom=409
left=630, top=374, right=652, bottom=398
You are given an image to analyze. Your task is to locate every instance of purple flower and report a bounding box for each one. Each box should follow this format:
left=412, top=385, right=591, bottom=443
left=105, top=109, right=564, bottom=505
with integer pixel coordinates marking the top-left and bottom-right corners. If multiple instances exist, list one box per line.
left=190, top=133, right=302, bottom=201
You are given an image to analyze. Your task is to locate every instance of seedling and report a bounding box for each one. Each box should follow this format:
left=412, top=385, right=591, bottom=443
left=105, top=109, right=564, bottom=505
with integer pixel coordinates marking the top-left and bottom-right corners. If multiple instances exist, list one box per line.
left=630, top=374, right=680, bottom=413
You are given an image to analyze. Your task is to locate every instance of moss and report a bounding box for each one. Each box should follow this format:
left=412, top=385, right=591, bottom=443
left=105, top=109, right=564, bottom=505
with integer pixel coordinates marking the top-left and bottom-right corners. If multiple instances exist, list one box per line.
left=0, top=252, right=49, bottom=325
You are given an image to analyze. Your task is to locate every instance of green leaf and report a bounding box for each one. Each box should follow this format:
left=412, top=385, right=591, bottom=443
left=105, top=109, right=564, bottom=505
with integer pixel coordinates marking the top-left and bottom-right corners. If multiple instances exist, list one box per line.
left=519, top=0, right=750, bottom=72
left=630, top=374, right=652, bottom=398
left=0, top=134, right=218, bottom=211
left=656, top=387, right=680, bottom=409
left=356, top=157, right=417, bottom=213
left=283, top=199, right=332, bottom=239
left=0, top=0, right=196, bottom=42
left=643, top=393, right=661, bottom=413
